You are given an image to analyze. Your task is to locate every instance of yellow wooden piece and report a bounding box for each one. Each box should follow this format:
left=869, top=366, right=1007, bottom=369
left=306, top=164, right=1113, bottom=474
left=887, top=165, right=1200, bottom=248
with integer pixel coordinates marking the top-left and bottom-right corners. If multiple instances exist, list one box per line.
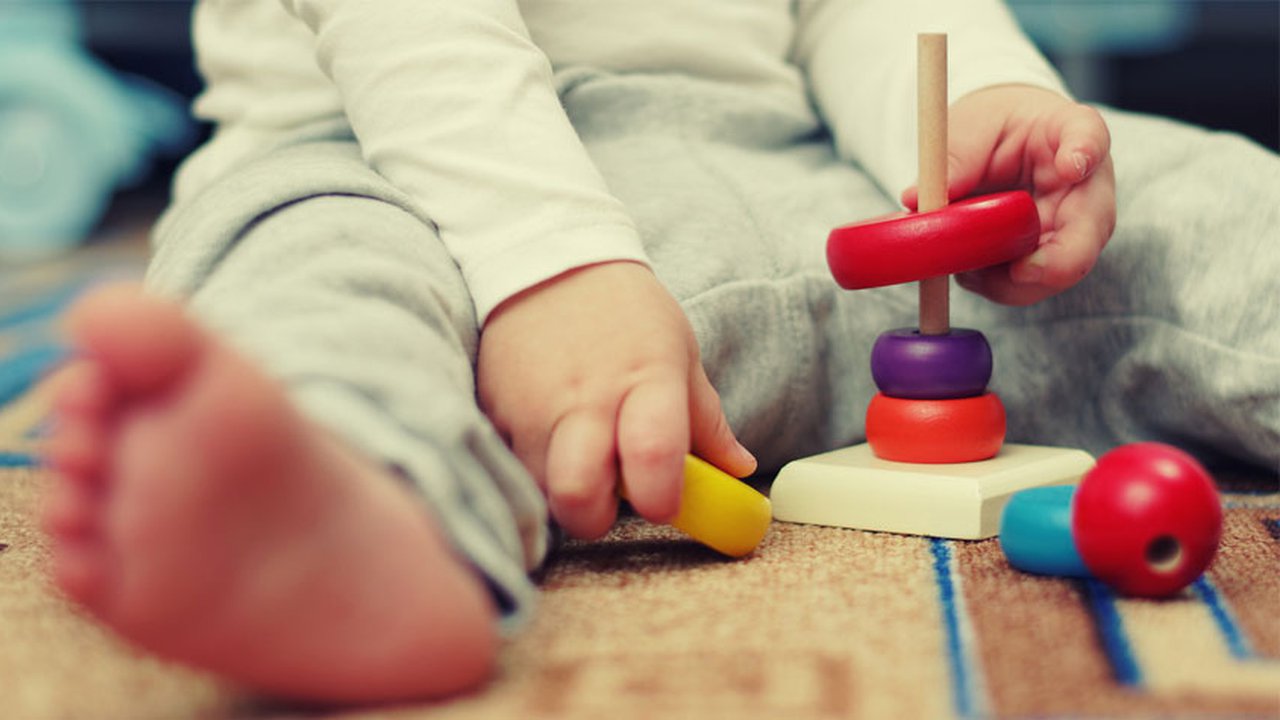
left=671, top=455, right=772, bottom=557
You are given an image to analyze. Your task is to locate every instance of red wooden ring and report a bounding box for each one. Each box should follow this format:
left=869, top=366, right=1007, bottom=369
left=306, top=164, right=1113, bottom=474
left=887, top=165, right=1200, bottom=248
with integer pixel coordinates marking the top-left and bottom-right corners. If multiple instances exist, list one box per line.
left=865, top=392, right=1006, bottom=464
left=827, top=191, right=1040, bottom=289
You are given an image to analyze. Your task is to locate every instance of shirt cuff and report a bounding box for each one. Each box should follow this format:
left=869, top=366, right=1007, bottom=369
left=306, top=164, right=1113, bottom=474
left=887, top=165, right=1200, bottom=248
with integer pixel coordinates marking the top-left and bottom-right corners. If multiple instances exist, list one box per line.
left=462, top=222, right=652, bottom=325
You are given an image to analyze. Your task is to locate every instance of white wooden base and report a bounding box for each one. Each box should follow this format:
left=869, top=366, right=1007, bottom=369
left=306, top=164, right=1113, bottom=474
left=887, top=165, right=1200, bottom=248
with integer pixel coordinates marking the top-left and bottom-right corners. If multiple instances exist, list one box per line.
left=770, top=443, right=1095, bottom=540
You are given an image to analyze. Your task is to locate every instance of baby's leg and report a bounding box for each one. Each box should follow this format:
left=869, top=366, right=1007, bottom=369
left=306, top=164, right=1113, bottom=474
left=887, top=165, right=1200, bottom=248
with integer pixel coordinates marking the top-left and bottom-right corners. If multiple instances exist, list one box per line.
left=565, top=73, right=1279, bottom=473
left=959, top=110, right=1280, bottom=470
left=42, top=142, right=546, bottom=702
left=43, top=286, right=499, bottom=702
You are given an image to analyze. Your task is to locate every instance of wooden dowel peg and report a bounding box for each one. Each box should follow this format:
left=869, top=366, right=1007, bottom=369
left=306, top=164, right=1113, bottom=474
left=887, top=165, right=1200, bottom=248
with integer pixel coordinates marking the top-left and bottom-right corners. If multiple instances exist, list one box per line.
left=917, top=33, right=950, bottom=335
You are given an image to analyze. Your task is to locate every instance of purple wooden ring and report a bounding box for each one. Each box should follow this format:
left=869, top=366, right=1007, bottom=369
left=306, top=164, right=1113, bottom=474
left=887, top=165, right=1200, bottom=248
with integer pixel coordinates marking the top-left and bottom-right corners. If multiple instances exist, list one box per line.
left=870, top=328, right=993, bottom=399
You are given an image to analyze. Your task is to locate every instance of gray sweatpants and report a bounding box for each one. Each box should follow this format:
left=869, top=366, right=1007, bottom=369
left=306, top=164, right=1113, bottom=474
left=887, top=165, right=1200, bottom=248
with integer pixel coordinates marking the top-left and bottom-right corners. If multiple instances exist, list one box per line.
left=148, top=71, right=1280, bottom=628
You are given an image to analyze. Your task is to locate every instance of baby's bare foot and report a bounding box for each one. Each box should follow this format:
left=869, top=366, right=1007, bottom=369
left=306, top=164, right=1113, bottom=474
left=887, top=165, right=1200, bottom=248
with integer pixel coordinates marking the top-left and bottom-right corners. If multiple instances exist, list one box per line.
left=41, top=285, right=498, bottom=703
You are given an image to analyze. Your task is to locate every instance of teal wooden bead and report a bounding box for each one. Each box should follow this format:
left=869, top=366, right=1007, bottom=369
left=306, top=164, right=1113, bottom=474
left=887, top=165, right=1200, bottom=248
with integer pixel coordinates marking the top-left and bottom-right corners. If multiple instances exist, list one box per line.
left=999, top=485, right=1091, bottom=578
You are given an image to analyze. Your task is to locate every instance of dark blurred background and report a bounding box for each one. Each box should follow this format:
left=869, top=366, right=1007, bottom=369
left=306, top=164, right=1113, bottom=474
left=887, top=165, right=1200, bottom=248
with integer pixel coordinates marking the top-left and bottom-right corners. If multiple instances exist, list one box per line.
left=1010, top=0, right=1279, bottom=150
left=10, top=0, right=1280, bottom=249
left=79, top=0, right=1279, bottom=148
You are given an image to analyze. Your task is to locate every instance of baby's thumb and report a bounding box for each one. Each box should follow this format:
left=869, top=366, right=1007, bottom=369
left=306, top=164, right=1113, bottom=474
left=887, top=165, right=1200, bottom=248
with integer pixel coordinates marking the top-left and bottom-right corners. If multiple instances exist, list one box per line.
left=1050, top=104, right=1111, bottom=184
left=688, top=368, right=756, bottom=478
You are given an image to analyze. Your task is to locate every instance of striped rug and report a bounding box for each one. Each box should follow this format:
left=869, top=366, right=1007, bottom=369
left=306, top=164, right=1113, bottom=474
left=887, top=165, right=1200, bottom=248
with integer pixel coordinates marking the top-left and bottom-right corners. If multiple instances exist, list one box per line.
left=0, top=241, right=146, bottom=468
left=1, top=239, right=1277, bottom=719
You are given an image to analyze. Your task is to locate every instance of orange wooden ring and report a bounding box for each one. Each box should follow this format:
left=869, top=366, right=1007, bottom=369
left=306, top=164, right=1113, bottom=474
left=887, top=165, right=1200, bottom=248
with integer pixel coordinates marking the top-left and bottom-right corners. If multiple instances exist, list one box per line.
left=866, top=392, right=1006, bottom=464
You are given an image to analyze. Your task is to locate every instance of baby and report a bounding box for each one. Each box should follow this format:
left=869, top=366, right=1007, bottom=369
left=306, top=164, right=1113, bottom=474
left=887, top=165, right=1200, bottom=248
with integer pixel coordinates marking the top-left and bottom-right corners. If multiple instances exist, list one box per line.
left=40, top=0, right=1279, bottom=705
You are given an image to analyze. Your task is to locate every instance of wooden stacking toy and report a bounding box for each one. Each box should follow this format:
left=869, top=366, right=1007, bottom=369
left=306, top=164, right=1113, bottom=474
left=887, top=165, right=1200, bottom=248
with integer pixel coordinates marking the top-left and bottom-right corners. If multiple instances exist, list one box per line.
left=771, top=34, right=1095, bottom=539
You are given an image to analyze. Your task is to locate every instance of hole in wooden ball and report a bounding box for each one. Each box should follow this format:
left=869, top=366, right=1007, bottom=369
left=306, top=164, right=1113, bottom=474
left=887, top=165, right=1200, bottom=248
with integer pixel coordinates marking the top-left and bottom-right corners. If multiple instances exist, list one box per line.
left=1145, top=535, right=1183, bottom=574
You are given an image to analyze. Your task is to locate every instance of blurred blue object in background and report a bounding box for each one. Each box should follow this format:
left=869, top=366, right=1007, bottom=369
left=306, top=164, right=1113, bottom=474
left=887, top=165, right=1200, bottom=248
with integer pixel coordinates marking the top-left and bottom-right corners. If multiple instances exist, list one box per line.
left=0, top=0, right=193, bottom=261
left=1011, top=1, right=1196, bottom=55
left=1009, top=0, right=1196, bottom=103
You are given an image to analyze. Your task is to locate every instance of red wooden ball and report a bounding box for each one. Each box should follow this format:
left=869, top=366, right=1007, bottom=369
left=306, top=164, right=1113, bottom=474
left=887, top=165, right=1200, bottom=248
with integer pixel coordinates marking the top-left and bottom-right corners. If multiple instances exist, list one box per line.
left=1072, top=443, right=1222, bottom=598
left=827, top=191, right=1040, bottom=289
left=865, top=392, right=1006, bottom=464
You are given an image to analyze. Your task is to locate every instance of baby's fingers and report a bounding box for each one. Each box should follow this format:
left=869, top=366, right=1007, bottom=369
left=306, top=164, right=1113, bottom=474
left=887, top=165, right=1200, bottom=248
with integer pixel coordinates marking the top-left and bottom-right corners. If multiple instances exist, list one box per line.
left=1016, top=159, right=1116, bottom=289
left=689, top=367, right=756, bottom=478
left=617, top=374, right=689, bottom=525
left=1047, top=104, right=1111, bottom=186
left=544, top=411, right=619, bottom=539
left=964, top=156, right=1116, bottom=305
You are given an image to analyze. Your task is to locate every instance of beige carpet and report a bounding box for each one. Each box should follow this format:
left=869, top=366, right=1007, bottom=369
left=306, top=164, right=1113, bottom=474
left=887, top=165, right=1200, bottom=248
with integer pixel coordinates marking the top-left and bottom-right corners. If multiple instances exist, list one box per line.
left=2, top=230, right=1278, bottom=720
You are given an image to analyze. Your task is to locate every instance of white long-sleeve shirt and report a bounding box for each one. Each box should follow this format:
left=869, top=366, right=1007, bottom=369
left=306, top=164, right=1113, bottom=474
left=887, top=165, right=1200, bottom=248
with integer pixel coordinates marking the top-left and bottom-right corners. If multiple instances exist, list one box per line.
left=177, top=0, right=1064, bottom=323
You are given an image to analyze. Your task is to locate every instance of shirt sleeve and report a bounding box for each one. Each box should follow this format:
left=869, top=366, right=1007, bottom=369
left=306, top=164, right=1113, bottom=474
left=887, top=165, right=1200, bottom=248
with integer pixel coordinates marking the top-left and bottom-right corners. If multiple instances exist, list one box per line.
left=793, top=0, right=1068, bottom=200
left=280, top=0, right=650, bottom=323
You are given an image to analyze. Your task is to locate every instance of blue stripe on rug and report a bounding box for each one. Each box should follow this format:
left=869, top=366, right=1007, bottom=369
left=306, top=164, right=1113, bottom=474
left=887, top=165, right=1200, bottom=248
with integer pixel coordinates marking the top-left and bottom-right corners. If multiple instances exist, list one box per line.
left=1224, top=500, right=1280, bottom=511
left=1264, top=518, right=1280, bottom=541
left=0, top=452, right=38, bottom=468
left=931, top=538, right=981, bottom=718
left=1080, top=578, right=1143, bottom=685
left=1192, top=577, right=1254, bottom=659
left=0, top=344, right=68, bottom=407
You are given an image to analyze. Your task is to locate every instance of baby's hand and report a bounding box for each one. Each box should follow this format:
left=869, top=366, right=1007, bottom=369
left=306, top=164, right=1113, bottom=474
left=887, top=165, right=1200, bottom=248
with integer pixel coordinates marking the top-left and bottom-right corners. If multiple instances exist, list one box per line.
left=902, top=85, right=1116, bottom=306
left=477, top=261, right=756, bottom=539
